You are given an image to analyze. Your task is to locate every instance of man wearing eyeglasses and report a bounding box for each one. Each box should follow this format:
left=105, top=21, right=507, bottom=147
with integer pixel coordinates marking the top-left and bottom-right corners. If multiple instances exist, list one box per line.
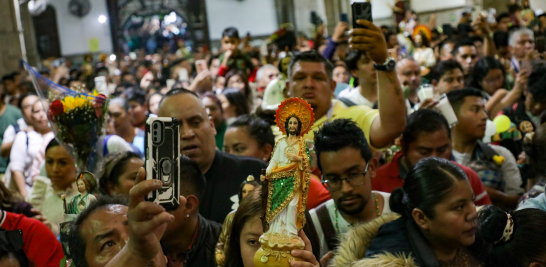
left=309, top=118, right=392, bottom=259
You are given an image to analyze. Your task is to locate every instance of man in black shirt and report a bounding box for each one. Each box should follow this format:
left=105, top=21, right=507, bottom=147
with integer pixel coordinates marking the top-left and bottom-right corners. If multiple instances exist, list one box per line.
left=158, top=88, right=266, bottom=223
left=161, top=156, right=222, bottom=267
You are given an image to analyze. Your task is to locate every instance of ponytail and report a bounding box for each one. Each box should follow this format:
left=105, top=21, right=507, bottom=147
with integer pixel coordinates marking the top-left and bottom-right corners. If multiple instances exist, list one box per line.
left=475, top=205, right=546, bottom=266
left=391, top=157, right=468, bottom=219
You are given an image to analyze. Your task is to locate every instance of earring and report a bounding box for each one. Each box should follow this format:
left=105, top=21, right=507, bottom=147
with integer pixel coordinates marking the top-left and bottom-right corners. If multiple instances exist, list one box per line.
left=186, top=214, right=190, bottom=218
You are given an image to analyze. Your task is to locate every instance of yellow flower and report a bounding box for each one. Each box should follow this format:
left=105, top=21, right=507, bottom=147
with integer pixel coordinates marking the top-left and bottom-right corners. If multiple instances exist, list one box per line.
left=493, top=155, right=505, bottom=166
left=62, top=96, right=76, bottom=112
left=74, top=95, right=88, bottom=108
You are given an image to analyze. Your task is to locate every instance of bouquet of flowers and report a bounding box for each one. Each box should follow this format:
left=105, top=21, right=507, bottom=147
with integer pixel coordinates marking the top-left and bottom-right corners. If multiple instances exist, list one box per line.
left=24, top=61, right=108, bottom=172
left=47, top=89, right=108, bottom=171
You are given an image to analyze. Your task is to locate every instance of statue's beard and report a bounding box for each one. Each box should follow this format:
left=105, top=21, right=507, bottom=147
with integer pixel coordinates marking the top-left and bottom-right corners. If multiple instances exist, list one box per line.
left=288, top=128, right=300, bottom=136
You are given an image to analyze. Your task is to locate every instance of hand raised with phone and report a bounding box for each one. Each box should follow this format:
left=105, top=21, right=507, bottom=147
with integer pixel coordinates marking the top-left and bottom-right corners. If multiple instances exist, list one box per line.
left=349, top=20, right=388, bottom=64
left=126, top=167, right=182, bottom=262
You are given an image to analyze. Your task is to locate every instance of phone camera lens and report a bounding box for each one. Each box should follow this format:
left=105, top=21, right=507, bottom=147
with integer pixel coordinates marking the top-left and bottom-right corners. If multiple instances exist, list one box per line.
left=154, top=123, right=159, bottom=129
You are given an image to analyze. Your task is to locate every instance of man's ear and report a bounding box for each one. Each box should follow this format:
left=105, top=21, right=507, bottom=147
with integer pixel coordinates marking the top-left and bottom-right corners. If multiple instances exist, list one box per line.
left=330, top=80, right=337, bottom=96
left=368, top=157, right=379, bottom=179
left=185, top=195, right=200, bottom=215
left=209, top=116, right=217, bottom=135
left=350, top=70, right=358, bottom=78
left=412, top=208, right=430, bottom=230
left=285, top=80, right=292, bottom=97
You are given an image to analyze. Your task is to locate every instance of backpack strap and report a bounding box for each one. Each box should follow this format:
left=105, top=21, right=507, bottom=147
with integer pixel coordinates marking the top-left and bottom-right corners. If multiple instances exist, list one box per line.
left=475, top=140, right=500, bottom=162
left=12, top=123, right=20, bottom=134
left=315, top=202, right=339, bottom=251
left=338, top=97, right=356, bottom=107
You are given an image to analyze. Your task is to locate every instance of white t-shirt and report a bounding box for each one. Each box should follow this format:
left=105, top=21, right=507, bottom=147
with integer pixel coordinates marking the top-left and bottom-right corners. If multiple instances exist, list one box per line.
left=338, top=87, right=374, bottom=108
left=309, top=191, right=392, bottom=257
left=453, top=145, right=524, bottom=195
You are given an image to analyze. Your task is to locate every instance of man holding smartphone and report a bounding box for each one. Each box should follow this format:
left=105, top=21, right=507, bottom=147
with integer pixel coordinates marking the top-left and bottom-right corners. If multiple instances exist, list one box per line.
left=287, top=19, right=406, bottom=151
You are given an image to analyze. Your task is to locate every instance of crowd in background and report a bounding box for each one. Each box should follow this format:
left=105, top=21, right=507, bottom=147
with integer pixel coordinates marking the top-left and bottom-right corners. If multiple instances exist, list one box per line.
left=1, top=0, right=546, bottom=266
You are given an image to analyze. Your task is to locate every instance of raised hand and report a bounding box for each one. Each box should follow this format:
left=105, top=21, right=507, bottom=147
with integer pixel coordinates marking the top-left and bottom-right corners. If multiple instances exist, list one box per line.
left=126, top=167, right=180, bottom=261
left=349, top=20, right=388, bottom=64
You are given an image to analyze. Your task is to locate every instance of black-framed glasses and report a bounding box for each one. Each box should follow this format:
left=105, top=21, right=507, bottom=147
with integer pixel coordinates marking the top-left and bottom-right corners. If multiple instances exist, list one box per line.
left=321, top=162, right=369, bottom=192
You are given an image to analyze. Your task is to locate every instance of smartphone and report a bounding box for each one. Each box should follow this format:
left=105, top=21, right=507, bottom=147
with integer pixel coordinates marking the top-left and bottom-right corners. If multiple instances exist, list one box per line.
left=310, top=11, right=323, bottom=26
left=340, top=13, right=348, bottom=23
left=167, top=79, right=176, bottom=91
left=520, top=59, right=532, bottom=73
left=178, top=68, right=189, bottom=81
left=536, top=36, right=546, bottom=54
left=442, top=24, right=454, bottom=37
left=145, top=117, right=181, bottom=211
left=352, top=2, right=372, bottom=29
left=195, top=59, right=208, bottom=73
left=487, top=8, right=497, bottom=24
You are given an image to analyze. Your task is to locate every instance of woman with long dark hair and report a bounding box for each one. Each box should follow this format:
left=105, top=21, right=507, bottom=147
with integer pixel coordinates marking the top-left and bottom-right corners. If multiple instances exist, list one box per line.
left=331, top=157, right=482, bottom=267
left=219, top=88, right=250, bottom=125
left=468, top=56, right=506, bottom=96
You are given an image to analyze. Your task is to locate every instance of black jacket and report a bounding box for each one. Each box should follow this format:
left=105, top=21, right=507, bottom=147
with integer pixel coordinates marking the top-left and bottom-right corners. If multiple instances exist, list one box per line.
left=201, top=151, right=267, bottom=223
left=366, top=217, right=440, bottom=267
left=164, top=215, right=222, bottom=267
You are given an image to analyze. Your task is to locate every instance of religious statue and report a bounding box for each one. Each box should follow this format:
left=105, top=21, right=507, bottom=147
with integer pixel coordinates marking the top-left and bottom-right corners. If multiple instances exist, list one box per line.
left=254, top=98, right=314, bottom=267
left=62, top=172, right=97, bottom=214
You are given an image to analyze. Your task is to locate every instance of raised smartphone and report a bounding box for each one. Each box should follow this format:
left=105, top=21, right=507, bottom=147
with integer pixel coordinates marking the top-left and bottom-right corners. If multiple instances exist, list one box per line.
left=351, top=2, right=372, bottom=29
left=340, top=13, right=348, bottom=23
left=145, top=117, right=181, bottom=211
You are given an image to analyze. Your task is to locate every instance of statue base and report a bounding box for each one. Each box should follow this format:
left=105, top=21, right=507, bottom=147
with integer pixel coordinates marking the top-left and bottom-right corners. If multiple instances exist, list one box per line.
left=253, top=232, right=305, bottom=267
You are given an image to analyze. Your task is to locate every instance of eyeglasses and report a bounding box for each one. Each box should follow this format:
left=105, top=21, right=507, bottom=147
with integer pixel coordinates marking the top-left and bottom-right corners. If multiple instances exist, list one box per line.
left=321, top=162, right=369, bottom=192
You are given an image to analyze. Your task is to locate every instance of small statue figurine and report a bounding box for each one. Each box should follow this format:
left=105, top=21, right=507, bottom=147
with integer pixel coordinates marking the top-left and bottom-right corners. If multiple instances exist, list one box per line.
left=63, top=172, right=97, bottom=214
left=254, top=98, right=314, bottom=267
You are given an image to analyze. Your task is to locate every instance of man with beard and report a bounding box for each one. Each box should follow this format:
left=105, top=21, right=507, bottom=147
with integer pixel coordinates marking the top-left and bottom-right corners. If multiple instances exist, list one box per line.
left=309, top=119, right=391, bottom=258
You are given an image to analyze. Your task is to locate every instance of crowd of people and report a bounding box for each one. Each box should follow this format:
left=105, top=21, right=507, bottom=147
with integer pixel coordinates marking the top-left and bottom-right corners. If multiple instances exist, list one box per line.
left=0, top=0, right=546, bottom=266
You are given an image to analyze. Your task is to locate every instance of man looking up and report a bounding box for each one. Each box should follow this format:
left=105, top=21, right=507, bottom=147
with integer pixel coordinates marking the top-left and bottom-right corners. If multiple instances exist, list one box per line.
left=287, top=19, right=406, bottom=150
left=447, top=88, right=523, bottom=210
left=395, top=57, right=422, bottom=104
left=68, top=174, right=173, bottom=267
left=310, top=119, right=392, bottom=258
left=158, top=88, right=266, bottom=223
left=509, top=28, right=536, bottom=73
left=161, top=156, right=221, bottom=267
left=373, top=109, right=491, bottom=206
left=337, top=50, right=377, bottom=108
left=431, top=59, right=465, bottom=95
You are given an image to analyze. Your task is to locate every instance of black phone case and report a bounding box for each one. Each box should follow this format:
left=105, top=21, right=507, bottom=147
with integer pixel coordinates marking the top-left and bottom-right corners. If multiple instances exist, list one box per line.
left=145, top=117, right=181, bottom=211
left=352, top=2, right=372, bottom=29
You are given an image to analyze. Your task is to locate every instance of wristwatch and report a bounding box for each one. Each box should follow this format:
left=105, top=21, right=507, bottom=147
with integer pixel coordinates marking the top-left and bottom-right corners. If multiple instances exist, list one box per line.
left=374, top=57, right=396, bottom=72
